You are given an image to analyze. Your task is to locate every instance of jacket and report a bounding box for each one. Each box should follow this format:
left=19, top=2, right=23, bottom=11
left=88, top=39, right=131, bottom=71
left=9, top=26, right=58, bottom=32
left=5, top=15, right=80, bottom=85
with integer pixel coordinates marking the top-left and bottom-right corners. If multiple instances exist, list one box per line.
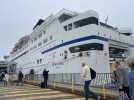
left=115, top=66, right=129, bottom=88
left=129, top=69, right=134, bottom=100
left=81, top=65, right=91, bottom=81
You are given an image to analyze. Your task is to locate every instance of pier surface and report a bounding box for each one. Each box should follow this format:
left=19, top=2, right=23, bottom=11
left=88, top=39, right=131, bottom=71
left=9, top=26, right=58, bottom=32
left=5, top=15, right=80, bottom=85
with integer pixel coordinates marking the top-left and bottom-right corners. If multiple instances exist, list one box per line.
left=0, top=84, right=85, bottom=100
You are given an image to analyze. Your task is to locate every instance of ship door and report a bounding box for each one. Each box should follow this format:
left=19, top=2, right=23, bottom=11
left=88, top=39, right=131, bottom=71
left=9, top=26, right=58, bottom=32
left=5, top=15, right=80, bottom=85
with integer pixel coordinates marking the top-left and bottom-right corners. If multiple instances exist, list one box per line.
left=109, top=46, right=129, bottom=72
left=8, top=63, right=17, bottom=81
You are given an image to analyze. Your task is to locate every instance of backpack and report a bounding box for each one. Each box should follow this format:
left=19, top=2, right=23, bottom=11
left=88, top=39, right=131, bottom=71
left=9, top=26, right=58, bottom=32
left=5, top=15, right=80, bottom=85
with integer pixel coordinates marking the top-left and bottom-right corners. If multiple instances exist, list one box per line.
left=40, top=82, right=45, bottom=88
left=112, top=70, right=117, bottom=82
left=90, top=68, right=96, bottom=80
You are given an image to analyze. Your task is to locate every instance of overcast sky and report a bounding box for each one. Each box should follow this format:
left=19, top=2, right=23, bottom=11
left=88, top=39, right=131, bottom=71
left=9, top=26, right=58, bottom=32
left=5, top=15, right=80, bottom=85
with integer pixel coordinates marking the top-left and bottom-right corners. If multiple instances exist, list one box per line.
left=0, top=0, right=134, bottom=60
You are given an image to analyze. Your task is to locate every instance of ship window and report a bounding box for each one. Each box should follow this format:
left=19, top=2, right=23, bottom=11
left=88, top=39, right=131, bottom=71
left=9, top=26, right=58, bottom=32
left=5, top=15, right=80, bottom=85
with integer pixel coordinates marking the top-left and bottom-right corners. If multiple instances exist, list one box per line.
left=64, top=55, right=67, bottom=59
left=38, top=33, right=42, bottom=38
left=74, top=17, right=98, bottom=28
left=40, top=59, right=42, bottom=63
left=58, top=13, right=73, bottom=23
left=50, top=35, right=53, bottom=40
left=33, top=45, right=37, bottom=49
left=38, top=42, right=42, bottom=47
left=43, top=30, right=46, bottom=35
left=34, top=37, right=37, bottom=41
left=37, top=60, right=40, bottom=64
left=64, top=25, right=67, bottom=31
left=69, top=43, right=103, bottom=53
left=31, top=40, right=34, bottom=43
left=68, top=23, right=72, bottom=30
left=43, top=38, right=48, bottom=44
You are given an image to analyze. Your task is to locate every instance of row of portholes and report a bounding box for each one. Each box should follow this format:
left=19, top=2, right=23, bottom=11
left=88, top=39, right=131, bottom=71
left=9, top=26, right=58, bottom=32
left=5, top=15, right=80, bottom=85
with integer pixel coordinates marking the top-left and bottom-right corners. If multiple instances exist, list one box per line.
left=37, top=59, right=42, bottom=64
left=54, top=50, right=91, bottom=60
left=60, top=51, right=91, bottom=60
left=71, top=52, right=90, bottom=58
left=36, top=51, right=91, bottom=66
left=36, top=50, right=68, bottom=65
left=30, top=36, right=53, bottom=52
left=57, top=50, right=68, bottom=59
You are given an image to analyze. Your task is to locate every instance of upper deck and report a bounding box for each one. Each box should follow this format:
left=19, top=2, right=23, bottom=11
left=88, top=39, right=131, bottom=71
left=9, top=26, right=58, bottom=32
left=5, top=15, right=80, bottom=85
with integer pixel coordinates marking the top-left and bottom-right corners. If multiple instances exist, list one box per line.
left=6, top=9, right=134, bottom=61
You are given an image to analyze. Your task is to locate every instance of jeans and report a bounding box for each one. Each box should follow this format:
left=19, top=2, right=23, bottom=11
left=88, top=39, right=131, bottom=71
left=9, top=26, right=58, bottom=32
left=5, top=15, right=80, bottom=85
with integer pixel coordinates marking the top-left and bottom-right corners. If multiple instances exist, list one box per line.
left=118, top=87, right=130, bottom=100
left=44, top=77, right=48, bottom=88
left=84, top=80, right=98, bottom=100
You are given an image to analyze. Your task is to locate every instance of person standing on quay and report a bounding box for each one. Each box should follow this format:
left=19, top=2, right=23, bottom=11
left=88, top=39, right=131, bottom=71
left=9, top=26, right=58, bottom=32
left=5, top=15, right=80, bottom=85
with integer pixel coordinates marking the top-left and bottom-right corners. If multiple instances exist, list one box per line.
left=81, top=62, right=100, bottom=100
left=0, top=72, right=5, bottom=86
left=114, top=61, right=129, bottom=100
left=4, top=72, right=9, bottom=86
left=43, top=69, right=49, bottom=88
left=127, top=56, right=134, bottom=100
left=17, top=71, right=24, bottom=86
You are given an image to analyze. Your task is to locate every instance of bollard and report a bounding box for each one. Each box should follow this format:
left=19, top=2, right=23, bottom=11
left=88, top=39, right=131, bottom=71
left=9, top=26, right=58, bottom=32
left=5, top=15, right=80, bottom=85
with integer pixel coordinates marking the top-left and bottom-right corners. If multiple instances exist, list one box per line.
left=53, top=80, right=56, bottom=88
left=103, top=83, right=106, bottom=99
left=71, top=74, right=74, bottom=93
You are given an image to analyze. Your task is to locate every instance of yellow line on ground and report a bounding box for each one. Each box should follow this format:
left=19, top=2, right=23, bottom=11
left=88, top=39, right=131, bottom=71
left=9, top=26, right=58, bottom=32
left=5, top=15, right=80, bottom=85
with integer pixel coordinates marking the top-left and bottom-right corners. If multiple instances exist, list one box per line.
left=0, top=87, right=10, bottom=90
left=0, top=89, right=54, bottom=95
left=2, top=91, right=61, bottom=98
left=9, top=94, right=76, bottom=100
left=0, top=86, right=39, bottom=90
left=0, top=84, right=38, bottom=88
left=0, top=87, right=37, bottom=91
left=66, top=98, right=86, bottom=100
left=0, top=88, right=52, bottom=93
left=90, top=87, right=118, bottom=96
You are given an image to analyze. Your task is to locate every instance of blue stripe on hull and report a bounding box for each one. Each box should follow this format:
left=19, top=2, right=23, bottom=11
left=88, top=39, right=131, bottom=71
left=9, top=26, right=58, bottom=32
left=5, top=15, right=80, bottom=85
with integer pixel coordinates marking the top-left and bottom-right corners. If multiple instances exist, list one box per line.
left=42, top=35, right=134, bottom=54
left=42, top=35, right=108, bottom=54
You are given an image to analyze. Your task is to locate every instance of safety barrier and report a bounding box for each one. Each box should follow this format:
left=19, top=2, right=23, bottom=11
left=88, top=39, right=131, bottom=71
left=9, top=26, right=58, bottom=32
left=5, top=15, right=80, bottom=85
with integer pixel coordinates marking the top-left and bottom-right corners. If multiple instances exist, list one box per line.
left=24, top=73, right=118, bottom=99
left=24, top=73, right=117, bottom=89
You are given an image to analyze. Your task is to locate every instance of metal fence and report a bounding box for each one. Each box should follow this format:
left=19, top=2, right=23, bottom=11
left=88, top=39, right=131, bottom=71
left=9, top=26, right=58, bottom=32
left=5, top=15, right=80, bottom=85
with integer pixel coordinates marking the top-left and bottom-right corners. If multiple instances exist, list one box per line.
left=24, top=73, right=117, bottom=89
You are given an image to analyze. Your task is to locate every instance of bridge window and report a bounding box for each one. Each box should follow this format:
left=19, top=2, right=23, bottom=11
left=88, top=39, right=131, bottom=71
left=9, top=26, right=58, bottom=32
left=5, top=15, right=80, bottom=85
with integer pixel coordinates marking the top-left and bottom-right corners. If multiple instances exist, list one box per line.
left=74, top=17, right=98, bottom=28
left=58, top=13, right=73, bottom=23
left=69, top=43, right=103, bottom=53
left=64, top=17, right=98, bottom=31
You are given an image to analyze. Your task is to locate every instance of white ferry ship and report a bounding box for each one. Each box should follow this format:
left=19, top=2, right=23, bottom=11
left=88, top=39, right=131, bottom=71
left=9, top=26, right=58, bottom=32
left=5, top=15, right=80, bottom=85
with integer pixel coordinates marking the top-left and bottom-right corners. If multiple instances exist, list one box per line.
left=5, top=9, right=134, bottom=75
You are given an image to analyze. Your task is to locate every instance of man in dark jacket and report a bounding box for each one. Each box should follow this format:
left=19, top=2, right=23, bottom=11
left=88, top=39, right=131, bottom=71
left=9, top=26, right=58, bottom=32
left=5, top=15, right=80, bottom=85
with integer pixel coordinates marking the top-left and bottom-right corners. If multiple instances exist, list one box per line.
left=0, top=72, right=5, bottom=86
left=0, top=72, right=5, bottom=81
left=17, top=71, right=24, bottom=86
left=43, top=69, right=49, bottom=88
